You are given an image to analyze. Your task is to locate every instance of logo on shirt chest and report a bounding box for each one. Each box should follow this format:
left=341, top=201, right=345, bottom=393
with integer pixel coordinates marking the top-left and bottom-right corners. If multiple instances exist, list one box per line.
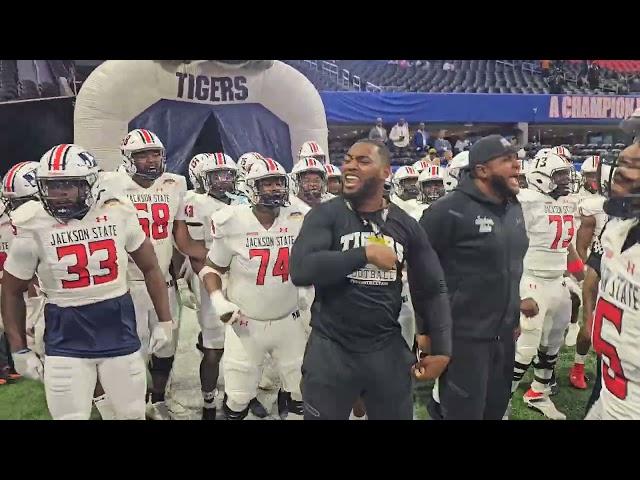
left=475, top=216, right=494, bottom=233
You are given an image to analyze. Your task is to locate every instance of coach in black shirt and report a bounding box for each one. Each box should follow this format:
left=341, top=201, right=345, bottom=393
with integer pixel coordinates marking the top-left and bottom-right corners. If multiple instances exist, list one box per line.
left=420, top=135, right=529, bottom=420
left=291, top=139, right=452, bottom=420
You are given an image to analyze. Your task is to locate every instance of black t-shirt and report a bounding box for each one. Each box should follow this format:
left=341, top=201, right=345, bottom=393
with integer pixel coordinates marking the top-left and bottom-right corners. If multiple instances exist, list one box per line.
left=290, top=197, right=451, bottom=354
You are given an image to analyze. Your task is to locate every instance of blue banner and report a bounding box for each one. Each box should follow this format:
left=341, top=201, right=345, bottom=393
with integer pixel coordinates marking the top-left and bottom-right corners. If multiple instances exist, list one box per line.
left=320, top=92, right=640, bottom=125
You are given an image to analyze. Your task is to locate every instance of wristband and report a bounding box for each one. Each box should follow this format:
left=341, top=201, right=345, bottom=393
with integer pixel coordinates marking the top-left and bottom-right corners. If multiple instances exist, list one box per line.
left=567, top=258, right=584, bottom=274
left=198, top=266, right=218, bottom=284
left=15, top=348, right=31, bottom=354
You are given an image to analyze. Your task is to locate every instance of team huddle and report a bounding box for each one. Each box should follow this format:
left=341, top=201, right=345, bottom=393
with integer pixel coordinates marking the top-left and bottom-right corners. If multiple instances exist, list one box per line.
left=0, top=128, right=638, bottom=420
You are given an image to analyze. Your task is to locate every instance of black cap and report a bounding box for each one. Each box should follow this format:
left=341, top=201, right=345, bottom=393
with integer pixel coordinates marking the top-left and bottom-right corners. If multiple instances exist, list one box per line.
left=469, top=135, right=517, bottom=169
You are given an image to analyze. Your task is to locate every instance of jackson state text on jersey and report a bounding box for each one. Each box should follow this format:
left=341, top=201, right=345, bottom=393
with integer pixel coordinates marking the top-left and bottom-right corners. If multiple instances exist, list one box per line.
left=207, top=204, right=305, bottom=320
left=595, top=218, right=640, bottom=419
left=99, top=171, right=188, bottom=280
left=518, top=188, right=576, bottom=276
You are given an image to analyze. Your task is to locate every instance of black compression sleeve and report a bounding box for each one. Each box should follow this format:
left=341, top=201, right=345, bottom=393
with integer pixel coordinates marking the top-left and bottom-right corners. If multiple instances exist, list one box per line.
left=586, top=250, right=602, bottom=278
left=291, top=204, right=368, bottom=288
left=406, top=223, right=452, bottom=356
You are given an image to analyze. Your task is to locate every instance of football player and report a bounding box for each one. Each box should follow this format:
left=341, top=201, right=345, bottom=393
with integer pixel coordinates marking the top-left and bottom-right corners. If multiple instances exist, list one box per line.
left=198, top=158, right=308, bottom=420
left=412, top=160, right=432, bottom=174
left=290, top=157, right=334, bottom=208
left=585, top=143, right=640, bottom=419
left=236, top=152, right=266, bottom=200
left=1, top=144, right=174, bottom=420
left=511, top=152, right=584, bottom=420
left=99, top=129, right=208, bottom=420
left=324, top=164, right=342, bottom=196
left=390, top=166, right=423, bottom=219
left=417, top=165, right=446, bottom=212
left=443, top=151, right=469, bottom=193
left=298, top=140, right=327, bottom=165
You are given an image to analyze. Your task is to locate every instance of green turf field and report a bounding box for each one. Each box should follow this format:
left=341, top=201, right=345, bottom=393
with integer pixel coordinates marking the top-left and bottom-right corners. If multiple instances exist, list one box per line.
left=0, top=346, right=596, bottom=420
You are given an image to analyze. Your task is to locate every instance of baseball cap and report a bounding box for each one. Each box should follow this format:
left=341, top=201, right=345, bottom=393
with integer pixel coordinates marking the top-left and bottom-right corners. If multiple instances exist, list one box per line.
left=469, top=135, right=517, bottom=169
left=376, top=117, right=383, bottom=123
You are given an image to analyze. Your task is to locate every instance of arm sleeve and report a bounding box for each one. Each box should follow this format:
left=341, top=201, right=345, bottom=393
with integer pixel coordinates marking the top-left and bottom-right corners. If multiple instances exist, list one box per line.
left=418, top=200, right=455, bottom=259
left=4, top=231, right=39, bottom=281
left=207, top=218, right=234, bottom=268
left=406, top=222, right=452, bottom=356
left=290, top=204, right=367, bottom=287
left=123, top=204, right=147, bottom=252
left=586, top=245, right=602, bottom=278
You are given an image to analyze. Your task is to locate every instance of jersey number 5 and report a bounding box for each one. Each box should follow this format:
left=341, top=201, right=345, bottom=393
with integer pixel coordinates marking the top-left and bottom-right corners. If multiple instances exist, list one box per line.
left=592, top=298, right=627, bottom=400
left=134, top=203, right=170, bottom=240
left=249, top=247, right=290, bottom=285
left=56, top=239, right=118, bottom=289
left=548, top=214, right=574, bottom=249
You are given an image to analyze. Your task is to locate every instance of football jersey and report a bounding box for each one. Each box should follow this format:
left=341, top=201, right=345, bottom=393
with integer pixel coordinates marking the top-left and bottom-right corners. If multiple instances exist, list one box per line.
left=182, top=192, right=232, bottom=248
left=594, top=218, right=640, bottom=419
left=207, top=203, right=306, bottom=320
left=99, top=171, right=187, bottom=281
left=0, top=211, right=14, bottom=280
left=579, top=194, right=607, bottom=240
left=5, top=195, right=146, bottom=307
left=518, top=188, right=577, bottom=278
left=391, top=195, right=427, bottom=221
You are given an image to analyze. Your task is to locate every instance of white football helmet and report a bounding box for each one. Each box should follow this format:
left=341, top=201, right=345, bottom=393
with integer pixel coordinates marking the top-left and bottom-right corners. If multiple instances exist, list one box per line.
left=2, top=161, right=40, bottom=210
left=188, top=153, right=210, bottom=192
left=534, top=147, right=552, bottom=159
left=551, top=146, right=572, bottom=161
left=412, top=160, right=432, bottom=173
left=444, top=151, right=469, bottom=192
left=245, top=158, right=290, bottom=208
left=199, top=153, right=238, bottom=200
left=392, top=166, right=420, bottom=198
left=298, top=141, right=327, bottom=164
left=527, top=153, right=573, bottom=197
left=324, top=164, right=342, bottom=196
left=324, top=163, right=341, bottom=179
left=517, top=159, right=530, bottom=189
left=120, top=128, right=166, bottom=180
left=291, top=157, right=327, bottom=204
left=581, top=155, right=601, bottom=193
left=37, top=144, right=100, bottom=222
left=384, top=173, right=392, bottom=198
left=417, top=165, right=445, bottom=204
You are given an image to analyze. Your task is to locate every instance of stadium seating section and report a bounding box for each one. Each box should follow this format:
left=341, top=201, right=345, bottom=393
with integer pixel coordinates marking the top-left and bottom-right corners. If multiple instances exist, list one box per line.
left=286, top=60, right=640, bottom=95
left=0, top=60, right=73, bottom=102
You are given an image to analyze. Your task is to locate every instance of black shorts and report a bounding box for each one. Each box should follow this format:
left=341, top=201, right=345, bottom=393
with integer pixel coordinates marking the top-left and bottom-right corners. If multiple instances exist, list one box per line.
left=301, top=330, right=415, bottom=420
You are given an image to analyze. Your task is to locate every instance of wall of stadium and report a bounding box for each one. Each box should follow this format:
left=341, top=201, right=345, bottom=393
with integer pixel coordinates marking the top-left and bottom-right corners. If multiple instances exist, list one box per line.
left=321, top=92, right=640, bottom=125
left=74, top=60, right=328, bottom=173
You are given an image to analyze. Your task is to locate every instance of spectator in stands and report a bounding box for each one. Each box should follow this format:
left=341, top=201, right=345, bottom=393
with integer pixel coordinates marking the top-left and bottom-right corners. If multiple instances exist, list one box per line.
left=630, top=75, right=640, bottom=93
left=434, top=130, right=452, bottom=156
left=422, top=147, right=439, bottom=164
left=541, top=60, right=551, bottom=77
left=454, top=136, right=470, bottom=154
left=389, top=118, right=410, bottom=152
left=548, top=71, right=565, bottom=94
left=414, top=123, right=430, bottom=153
left=443, top=62, right=455, bottom=71
left=369, top=118, right=389, bottom=143
left=587, top=63, right=601, bottom=90
left=441, top=150, right=453, bottom=168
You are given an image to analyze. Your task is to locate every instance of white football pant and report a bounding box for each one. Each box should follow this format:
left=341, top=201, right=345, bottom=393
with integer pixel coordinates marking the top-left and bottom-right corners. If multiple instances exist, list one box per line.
left=223, top=311, right=306, bottom=413
left=44, top=351, right=146, bottom=420
left=197, top=281, right=226, bottom=350
left=514, top=273, right=571, bottom=393
left=129, top=280, right=180, bottom=358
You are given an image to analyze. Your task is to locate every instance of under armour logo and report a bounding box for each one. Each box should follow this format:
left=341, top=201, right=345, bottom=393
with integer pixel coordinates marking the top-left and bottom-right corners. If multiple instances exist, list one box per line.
left=238, top=319, right=249, bottom=327
left=96, top=215, right=108, bottom=222
left=475, top=215, right=494, bottom=233
left=279, top=227, right=288, bottom=233
left=628, top=261, right=636, bottom=275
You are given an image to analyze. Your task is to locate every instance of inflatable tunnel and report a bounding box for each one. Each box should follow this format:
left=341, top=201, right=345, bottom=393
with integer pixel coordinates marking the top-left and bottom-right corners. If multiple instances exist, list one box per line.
left=74, top=60, right=328, bottom=175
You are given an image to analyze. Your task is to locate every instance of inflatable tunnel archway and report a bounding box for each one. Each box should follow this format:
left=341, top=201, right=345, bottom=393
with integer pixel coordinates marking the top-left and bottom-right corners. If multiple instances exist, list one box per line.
left=74, top=60, right=328, bottom=174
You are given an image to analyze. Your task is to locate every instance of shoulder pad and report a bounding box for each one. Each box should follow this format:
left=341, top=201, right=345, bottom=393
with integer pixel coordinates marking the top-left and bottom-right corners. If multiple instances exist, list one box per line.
left=211, top=204, right=237, bottom=233
left=9, top=200, right=44, bottom=228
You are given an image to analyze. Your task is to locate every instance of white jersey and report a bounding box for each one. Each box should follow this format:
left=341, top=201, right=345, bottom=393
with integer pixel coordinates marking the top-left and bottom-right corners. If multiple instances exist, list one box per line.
left=207, top=203, right=306, bottom=320
left=99, top=171, right=187, bottom=281
left=0, top=211, right=14, bottom=280
left=579, top=194, right=607, bottom=240
left=182, top=192, right=232, bottom=248
left=4, top=195, right=146, bottom=308
left=391, top=195, right=428, bottom=221
left=518, top=188, right=577, bottom=278
left=288, top=195, right=313, bottom=214
left=594, top=218, right=640, bottom=419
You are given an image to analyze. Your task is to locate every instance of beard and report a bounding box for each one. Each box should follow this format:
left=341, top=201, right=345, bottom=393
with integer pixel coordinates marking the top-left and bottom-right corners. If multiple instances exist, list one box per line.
left=489, top=174, right=517, bottom=200
left=342, top=176, right=380, bottom=204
